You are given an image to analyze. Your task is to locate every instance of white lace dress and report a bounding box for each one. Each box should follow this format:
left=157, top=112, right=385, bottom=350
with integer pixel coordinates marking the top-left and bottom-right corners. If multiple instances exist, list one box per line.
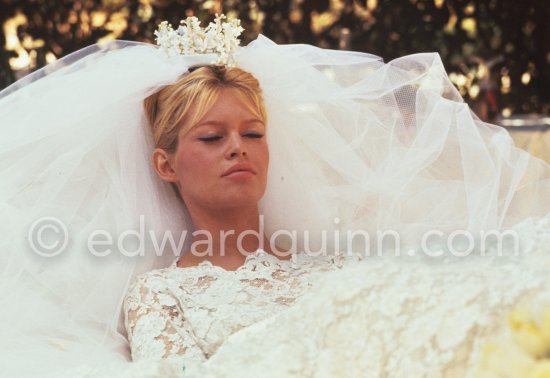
left=55, top=217, right=550, bottom=377
left=124, top=249, right=364, bottom=363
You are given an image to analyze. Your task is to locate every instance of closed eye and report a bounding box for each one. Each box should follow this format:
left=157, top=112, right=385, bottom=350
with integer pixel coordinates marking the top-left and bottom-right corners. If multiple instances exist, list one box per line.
left=198, top=135, right=223, bottom=142
left=243, top=132, right=264, bottom=139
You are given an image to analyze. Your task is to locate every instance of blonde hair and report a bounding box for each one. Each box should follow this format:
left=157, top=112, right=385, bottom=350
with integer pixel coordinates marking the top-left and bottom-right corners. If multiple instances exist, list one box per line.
left=144, top=65, right=267, bottom=153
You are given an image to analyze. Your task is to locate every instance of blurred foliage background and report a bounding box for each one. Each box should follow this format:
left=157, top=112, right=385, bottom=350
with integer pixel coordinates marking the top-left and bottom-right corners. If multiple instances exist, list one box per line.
left=0, top=0, right=548, bottom=123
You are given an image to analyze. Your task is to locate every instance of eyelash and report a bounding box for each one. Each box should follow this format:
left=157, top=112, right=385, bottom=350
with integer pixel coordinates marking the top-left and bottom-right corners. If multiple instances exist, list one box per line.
left=244, top=132, right=264, bottom=139
left=198, top=135, right=222, bottom=142
left=198, top=133, right=264, bottom=142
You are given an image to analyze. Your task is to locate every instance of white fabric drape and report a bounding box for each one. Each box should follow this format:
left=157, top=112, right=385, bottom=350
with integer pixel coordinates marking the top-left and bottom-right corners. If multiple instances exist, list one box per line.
left=1, top=36, right=549, bottom=376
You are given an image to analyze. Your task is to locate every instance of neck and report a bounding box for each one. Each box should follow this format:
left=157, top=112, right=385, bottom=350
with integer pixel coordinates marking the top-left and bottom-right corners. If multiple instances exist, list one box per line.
left=186, top=204, right=269, bottom=261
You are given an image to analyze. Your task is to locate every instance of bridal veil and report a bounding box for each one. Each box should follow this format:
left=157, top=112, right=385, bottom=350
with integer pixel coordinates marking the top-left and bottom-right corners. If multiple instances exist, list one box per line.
left=1, top=36, right=549, bottom=375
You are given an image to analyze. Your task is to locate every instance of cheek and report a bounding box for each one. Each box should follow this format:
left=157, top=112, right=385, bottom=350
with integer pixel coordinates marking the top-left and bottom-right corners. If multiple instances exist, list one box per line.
left=175, top=144, right=218, bottom=184
left=263, top=145, right=269, bottom=172
left=257, top=142, right=269, bottom=178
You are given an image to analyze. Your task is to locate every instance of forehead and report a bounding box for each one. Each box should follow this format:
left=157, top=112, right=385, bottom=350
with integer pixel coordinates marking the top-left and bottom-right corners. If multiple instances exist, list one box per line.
left=200, top=89, right=261, bottom=120
left=178, top=87, right=266, bottom=138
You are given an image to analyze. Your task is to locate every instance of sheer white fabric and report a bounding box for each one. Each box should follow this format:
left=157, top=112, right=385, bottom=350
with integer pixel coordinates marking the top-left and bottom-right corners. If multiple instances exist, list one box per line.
left=42, top=216, right=550, bottom=377
left=1, top=35, right=550, bottom=376
left=199, top=217, right=550, bottom=378
left=124, top=250, right=364, bottom=362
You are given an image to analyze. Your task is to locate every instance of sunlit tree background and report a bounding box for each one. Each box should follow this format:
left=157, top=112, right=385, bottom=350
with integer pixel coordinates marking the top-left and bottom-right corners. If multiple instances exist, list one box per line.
left=1, top=0, right=549, bottom=124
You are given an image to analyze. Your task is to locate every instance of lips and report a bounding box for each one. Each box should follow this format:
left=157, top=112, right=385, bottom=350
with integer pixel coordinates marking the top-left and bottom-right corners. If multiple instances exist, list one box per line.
left=221, top=163, right=257, bottom=177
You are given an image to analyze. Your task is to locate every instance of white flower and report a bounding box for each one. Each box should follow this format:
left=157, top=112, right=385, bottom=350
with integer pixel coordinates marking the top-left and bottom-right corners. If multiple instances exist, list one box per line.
left=155, top=14, right=243, bottom=66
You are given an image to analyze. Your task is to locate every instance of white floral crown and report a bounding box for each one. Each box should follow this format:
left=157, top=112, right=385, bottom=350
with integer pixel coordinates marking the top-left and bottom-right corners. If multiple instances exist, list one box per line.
left=154, top=14, right=244, bottom=66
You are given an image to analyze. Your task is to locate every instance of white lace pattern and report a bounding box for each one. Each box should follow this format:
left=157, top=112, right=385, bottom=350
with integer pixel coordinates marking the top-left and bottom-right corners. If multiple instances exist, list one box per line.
left=123, top=250, right=363, bottom=362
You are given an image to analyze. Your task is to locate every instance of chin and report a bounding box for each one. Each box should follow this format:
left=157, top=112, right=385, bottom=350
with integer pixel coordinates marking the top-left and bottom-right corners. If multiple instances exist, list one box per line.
left=216, top=191, right=264, bottom=209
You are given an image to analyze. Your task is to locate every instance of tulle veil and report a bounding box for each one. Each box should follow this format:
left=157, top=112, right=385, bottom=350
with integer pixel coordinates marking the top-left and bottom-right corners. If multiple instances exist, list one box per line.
left=1, top=35, right=549, bottom=376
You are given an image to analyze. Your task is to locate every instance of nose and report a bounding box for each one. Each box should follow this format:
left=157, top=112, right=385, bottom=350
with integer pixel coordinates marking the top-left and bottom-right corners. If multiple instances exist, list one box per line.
left=225, top=132, right=247, bottom=159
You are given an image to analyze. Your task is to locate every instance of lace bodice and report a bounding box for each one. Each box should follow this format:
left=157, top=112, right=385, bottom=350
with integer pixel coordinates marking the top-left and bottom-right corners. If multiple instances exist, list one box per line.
left=124, top=250, right=363, bottom=362
left=47, top=218, right=550, bottom=378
